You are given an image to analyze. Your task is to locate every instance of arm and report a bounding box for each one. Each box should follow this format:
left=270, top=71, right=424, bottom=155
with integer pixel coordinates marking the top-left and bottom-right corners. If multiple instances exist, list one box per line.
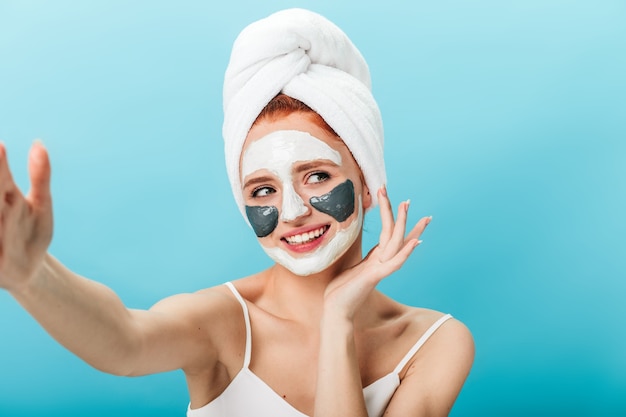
left=10, top=254, right=220, bottom=376
left=316, top=315, right=367, bottom=417
left=314, top=187, right=430, bottom=417
left=0, top=142, right=217, bottom=376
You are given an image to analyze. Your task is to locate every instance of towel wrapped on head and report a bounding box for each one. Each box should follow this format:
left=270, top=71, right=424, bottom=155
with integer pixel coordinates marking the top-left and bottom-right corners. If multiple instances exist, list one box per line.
left=223, top=8, right=386, bottom=219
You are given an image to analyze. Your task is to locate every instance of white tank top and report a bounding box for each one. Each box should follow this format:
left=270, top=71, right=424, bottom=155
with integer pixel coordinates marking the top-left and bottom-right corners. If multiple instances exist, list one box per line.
left=187, top=282, right=452, bottom=417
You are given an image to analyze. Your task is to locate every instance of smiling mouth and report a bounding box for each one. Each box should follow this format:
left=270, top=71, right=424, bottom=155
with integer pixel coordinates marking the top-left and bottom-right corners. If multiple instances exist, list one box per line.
left=283, top=225, right=330, bottom=245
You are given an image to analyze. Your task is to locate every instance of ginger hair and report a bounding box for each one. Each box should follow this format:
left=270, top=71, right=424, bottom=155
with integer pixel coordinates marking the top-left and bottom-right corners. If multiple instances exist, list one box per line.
left=252, top=94, right=338, bottom=137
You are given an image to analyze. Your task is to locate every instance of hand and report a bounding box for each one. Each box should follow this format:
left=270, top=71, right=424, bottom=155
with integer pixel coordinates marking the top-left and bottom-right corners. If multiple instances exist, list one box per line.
left=0, top=141, right=53, bottom=291
left=323, top=186, right=431, bottom=321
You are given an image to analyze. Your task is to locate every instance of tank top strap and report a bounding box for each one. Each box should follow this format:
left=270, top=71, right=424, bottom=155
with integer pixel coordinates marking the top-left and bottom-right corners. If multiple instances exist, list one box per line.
left=224, top=282, right=252, bottom=368
left=393, top=313, right=453, bottom=375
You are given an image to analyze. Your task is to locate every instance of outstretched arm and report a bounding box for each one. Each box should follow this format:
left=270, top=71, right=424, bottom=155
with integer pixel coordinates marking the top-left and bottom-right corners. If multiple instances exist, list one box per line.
left=0, top=142, right=216, bottom=376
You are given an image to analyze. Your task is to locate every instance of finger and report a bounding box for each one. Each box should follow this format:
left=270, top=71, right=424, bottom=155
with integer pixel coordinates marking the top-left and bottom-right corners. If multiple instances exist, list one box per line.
left=374, top=239, right=420, bottom=281
left=405, top=215, right=432, bottom=243
left=390, top=238, right=421, bottom=272
left=385, top=199, right=410, bottom=255
left=378, top=185, right=394, bottom=245
left=0, top=143, right=17, bottom=189
left=0, top=143, right=20, bottom=209
left=26, top=140, right=52, bottom=208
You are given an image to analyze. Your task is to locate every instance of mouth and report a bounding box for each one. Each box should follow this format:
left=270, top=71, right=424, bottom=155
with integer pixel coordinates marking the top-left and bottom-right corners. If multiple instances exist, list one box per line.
left=282, top=225, right=330, bottom=246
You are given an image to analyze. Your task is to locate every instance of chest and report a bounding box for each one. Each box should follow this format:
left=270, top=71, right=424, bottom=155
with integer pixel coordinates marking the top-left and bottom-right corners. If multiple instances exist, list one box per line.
left=247, top=314, right=408, bottom=406
left=187, top=295, right=417, bottom=415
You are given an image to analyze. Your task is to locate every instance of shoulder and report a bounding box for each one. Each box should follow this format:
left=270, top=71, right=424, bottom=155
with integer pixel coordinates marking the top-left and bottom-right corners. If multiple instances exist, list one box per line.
left=377, top=294, right=472, bottom=360
left=375, top=294, right=471, bottom=355
left=400, top=307, right=474, bottom=376
left=155, top=275, right=266, bottom=327
left=147, top=283, right=247, bottom=361
left=149, top=283, right=242, bottom=322
left=385, top=306, right=474, bottom=416
left=410, top=308, right=472, bottom=350
left=417, top=314, right=474, bottom=375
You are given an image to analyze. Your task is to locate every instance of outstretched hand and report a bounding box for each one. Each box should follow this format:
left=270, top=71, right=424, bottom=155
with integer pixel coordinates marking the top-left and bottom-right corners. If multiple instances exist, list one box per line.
left=0, top=141, right=53, bottom=291
left=323, top=186, right=431, bottom=321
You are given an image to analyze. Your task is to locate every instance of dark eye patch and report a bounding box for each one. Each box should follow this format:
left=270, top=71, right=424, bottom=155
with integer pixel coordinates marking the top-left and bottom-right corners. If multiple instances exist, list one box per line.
left=309, top=180, right=355, bottom=222
left=245, top=205, right=279, bottom=237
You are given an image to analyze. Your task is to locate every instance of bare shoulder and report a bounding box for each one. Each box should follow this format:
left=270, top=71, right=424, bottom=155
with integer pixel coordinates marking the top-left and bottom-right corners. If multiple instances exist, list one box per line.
left=148, top=283, right=241, bottom=322
left=379, top=295, right=472, bottom=355
left=145, top=284, right=247, bottom=367
left=385, top=304, right=474, bottom=416
left=400, top=306, right=474, bottom=375
left=412, top=307, right=472, bottom=353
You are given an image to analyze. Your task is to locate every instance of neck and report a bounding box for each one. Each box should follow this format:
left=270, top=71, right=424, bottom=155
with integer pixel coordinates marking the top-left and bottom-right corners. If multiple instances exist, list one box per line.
left=260, top=236, right=369, bottom=326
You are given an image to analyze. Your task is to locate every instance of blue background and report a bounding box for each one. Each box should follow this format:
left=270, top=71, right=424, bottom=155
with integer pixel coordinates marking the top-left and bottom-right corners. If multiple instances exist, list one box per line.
left=1, top=1, right=625, bottom=416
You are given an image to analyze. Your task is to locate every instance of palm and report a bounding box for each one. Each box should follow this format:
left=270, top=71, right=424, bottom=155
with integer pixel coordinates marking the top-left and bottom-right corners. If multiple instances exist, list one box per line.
left=0, top=142, right=53, bottom=290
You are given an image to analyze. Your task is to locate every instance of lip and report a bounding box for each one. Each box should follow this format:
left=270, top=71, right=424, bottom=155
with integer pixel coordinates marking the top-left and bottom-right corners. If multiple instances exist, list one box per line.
left=280, top=223, right=330, bottom=254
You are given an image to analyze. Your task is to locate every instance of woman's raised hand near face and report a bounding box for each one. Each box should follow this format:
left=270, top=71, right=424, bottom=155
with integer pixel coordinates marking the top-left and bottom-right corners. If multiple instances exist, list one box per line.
left=0, top=141, right=53, bottom=291
left=316, top=186, right=431, bottom=417
left=323, top=186, right=431, bottom=322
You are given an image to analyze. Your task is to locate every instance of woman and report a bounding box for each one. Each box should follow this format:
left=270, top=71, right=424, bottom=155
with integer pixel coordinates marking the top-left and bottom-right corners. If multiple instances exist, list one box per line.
left=0, top=9, right=473, bottom=417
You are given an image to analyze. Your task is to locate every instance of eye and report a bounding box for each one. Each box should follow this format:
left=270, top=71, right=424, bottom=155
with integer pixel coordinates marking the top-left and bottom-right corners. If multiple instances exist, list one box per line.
left=252, top=186, right=276, bottom=198
left=306, top=172, right=330, bottom=184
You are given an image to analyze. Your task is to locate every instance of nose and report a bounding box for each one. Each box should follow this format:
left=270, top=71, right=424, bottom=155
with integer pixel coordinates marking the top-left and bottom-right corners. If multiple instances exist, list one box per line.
left=280, top=182, right=309, bottom=222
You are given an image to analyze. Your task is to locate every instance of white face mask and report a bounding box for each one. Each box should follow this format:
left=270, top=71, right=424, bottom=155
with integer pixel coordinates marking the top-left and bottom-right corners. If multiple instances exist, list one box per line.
left=242, top=130, right=362, bottom=276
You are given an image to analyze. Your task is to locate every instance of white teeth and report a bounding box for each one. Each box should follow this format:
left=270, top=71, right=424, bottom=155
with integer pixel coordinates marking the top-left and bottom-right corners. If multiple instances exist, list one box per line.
left=285, top=226, right=327, bottom=245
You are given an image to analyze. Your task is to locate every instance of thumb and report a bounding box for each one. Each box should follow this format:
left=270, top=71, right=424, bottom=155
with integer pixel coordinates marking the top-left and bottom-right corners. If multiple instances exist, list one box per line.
left=26, top=140, right=52, bottom=207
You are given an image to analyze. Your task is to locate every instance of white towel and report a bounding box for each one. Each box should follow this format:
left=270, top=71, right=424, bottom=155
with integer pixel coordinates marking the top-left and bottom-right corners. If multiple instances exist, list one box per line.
left=223, top=8, right=386, bottom=219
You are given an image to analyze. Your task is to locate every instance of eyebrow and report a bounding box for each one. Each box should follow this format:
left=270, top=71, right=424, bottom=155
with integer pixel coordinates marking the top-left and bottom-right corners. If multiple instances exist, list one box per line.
left=243, top=175, right=275, bottom=189
left=293, top=160, right=339, bottom=174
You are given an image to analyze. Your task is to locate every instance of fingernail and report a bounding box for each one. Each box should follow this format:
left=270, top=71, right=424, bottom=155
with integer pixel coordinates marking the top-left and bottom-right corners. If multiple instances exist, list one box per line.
left=416, top=240, right=423, bottom=246
left=31, top=140, right=47, bottom=164
left=381, top=184, right=387, bottom=197
left=405, top=199, right=411, bottom=212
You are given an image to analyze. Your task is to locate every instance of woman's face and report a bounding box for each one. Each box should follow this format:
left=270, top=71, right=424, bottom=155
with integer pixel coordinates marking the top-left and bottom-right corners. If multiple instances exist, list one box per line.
left=240, top=112, right=371, bottom=276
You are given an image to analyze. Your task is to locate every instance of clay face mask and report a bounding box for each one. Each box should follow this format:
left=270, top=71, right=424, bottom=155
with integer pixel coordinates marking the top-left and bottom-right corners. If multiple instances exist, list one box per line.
left=241, top=130, right=362, bottom=275
left=310, top=179, right=355, bottom=222
left=245, top=205, right=279, bottom=238
left=242, top=129, right=342, bottom=229
left=263, top=196, right=362, bottom=276
left=247, top=179, right=355, bottom=237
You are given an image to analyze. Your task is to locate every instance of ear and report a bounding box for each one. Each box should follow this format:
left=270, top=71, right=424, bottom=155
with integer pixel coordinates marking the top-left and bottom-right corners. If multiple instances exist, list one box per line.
left=361, top=183, right=372, bottom=210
